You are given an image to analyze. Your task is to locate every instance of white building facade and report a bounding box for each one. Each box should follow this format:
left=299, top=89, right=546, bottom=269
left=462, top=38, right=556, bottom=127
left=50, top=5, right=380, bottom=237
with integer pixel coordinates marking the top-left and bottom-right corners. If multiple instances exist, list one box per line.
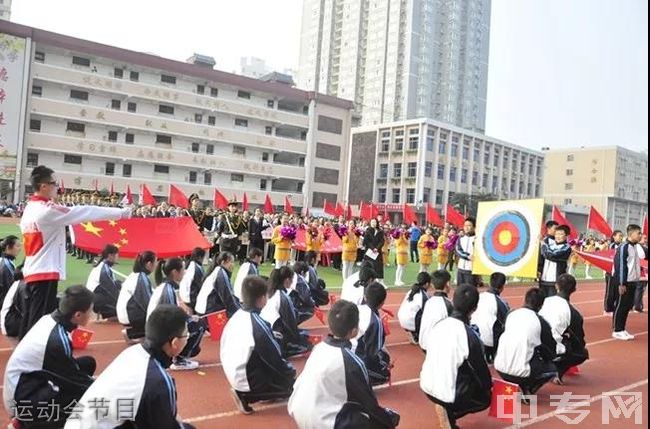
left=0, top=0, right=11, bottom=21
left=0, top=21, right=354, bottom=209
left=297, top=0, right=490, bottom=131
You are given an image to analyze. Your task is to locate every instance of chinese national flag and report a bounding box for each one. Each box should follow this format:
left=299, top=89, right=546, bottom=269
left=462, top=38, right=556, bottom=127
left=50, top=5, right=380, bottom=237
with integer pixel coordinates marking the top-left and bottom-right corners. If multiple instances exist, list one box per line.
left=264, top=194, right=274, bottom=214
left=71, top=328, right=94, bottom=350
left=335, top=203, right=345, bottom=217
left=588, top=206, right=613, bottom=237
left=72, top=217, right=211, bottom=258
left=488, top=378, right=520, bottom=422
left=552, top=205, right=578, bottom=240
left=446, top=204, right=465, bottom=228
left=324, top=200, right=337, bottom=216
left=314, top=307, right=326, bottom=325
left=169, top=185, right=189, bottom=209
left=205, top=310, right=228, bottom=342
left=284, top=196, right=294, bottom=215
left=426, top=204, right=444, bottom=227
left=213, top=189, right=229, bottom=210
left=403, top=204, right=417, bottom=225
left=242, top=193, right=249, bottom=212
left=141, top=184, right=156, bottom=206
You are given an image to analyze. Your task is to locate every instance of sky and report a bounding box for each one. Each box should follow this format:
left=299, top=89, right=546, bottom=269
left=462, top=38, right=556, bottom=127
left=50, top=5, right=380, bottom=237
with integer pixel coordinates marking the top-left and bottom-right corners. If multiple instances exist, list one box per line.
left=10, top=0, right=648, bottom=152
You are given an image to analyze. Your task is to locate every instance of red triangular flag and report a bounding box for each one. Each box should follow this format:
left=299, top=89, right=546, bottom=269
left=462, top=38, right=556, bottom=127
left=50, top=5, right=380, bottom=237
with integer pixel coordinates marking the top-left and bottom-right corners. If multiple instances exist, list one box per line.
left=169, top=185, right=189, bottom=209
left=446, top=204, right=465, bottom=228
left=284, top=196, right=294, bottom=215
left=426, top=204, right=444, bottom=227
left=141, top=184, right=156, bottom=206
left=121, top=185, right=133, bottom=205
left=71, top=328, right=94, bottom=350
left=335, top=203, right=345, bottom=217
left=205, top=310, right=228, bottom=342
left=213, top=189, right=229, bottom=210
left=381, top=313, right=391, bottom=336
left=264, top=194, right=274, bottom=214
left=381, top=308, right=395, bottom=318
left=324, top=200, right=337, bottom=216
left=489, top=378, right=520, bottom=422
left=552, top=205, right=578, bottom=240
left=314, top=307, right=326, bottom=325
left=346, top=204, right=353, bottom=220
left=643, top=213, right=648, bottom=236
left=587, top=206, right=613, bottom=238
left=242, top=193, right=249, bottom=212
left=371, top=203, right=380, bottom=220
left=403, top=204, right=417, bottom=225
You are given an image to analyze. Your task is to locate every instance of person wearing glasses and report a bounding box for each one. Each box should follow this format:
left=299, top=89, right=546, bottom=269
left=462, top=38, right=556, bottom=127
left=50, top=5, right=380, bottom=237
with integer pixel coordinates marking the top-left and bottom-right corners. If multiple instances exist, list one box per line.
left=19, top=166, right=131, bottom=339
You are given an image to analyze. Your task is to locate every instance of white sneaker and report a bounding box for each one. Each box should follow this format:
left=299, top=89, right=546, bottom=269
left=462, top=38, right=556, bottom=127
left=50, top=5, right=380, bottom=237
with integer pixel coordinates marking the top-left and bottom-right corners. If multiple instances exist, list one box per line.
left=623, top=331, right=636, bottom=340
left=612, top=331, right=633, bottom=341
left=170, top=357, right=199, bottom=371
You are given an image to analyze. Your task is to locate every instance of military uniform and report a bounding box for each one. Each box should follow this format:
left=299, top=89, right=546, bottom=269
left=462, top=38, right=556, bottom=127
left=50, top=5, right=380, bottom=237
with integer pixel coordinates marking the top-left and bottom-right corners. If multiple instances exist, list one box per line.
left=219, top=203, right=247, bottom=255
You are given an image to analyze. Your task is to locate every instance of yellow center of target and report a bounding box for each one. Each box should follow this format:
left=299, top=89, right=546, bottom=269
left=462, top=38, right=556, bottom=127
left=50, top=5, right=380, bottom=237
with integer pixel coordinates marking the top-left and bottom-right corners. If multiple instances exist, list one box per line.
left=498, top=230, right=513, bottom=246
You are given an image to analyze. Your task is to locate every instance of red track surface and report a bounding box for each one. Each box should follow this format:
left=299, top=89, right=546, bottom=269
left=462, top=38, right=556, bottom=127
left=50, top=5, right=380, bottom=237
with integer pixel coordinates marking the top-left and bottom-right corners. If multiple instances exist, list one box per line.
left=0, top=281, right=647, bottom=428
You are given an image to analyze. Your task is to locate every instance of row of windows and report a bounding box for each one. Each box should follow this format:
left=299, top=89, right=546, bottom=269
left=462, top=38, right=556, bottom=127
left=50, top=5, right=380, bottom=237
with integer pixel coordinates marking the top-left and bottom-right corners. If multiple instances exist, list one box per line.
left=379, top=161, right=540, bottom=184
left=377, top=185, right=541, bottom=205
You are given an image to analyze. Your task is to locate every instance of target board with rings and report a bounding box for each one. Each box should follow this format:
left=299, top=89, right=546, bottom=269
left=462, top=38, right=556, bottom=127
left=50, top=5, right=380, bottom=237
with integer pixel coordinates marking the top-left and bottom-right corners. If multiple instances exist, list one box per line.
left=473, top=199, right=545, bottom=278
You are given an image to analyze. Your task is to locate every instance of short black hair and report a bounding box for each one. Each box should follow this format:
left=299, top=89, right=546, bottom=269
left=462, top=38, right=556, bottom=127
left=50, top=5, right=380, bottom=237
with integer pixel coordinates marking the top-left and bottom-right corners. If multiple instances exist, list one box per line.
left=611, top=230, right=623, bottom=239
left=101, top=244, right=119, bottom=260
left=162, top=257, right=184, bottom=277
left=359, top=266, right=377, bottom=284
left=556, top=225, right=571, bottom=236
left=556, top=273, right=577, bottom=295
left=248, top=248, right=264, bottom=259
left=30, top=165, right=54, bottom=190
left=293, top=261, right=309, bottom=276
left=305, top=250, right=319, bottom=265
left=627, top=224, right=642, bottom=234
left=452, top=284, right=479, bottom=316
left=215, top=252, right=235, bottom=267
left=431, top=270, right=451, bottom=291
left=364, top=282, right=387, bottom=309
left=464, top=217, right=476, bottom=227
left=328, top=300, right=359, bottom=338
left=241, top=276, right=269, bottom=308
left=59, top=285, right=94, bottom=318
left=269, top=266, right=294, bottom=296
left=133, top=251, right=156, bottom=273
left=146, top=304, right=188, bottom=347
left=490, top=272, right=507, bottom=291
left=0, top=235, right=19, bottom=253
left=525, top=288, right=546, bottom=312
left=545, top=220, right=559, bottom=229
left=191, top=247, right=206, bottom=262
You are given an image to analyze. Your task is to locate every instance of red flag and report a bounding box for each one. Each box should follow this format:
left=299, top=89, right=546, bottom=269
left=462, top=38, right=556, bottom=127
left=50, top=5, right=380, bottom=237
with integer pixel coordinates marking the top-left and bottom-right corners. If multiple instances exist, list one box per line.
left=204, top=310, right=228, bottom=342
left=576, top=249, right=648, bottom=275
left=403, top=204, right=417, bottom=225
left=566, top=365, right=581, bottom=376
left=324, top=200, right=337, bottom=216
left=346, top=204, right=353, bottom=220
left=552, top=206, right=578, bottom=240
left=359, top=201, right=370, bottom=221
left=284, top=196, right=294, bottom=215
left=59, top=180, right=65, bottom=194
left=242, top=193, right=249, bottom=212
left=383, top=204, right=388, bottom=220
left=213, top=189, right=229, bottom=210
left=329, top=294, right=338, bottom=306
left=371, top=203, right=380, bottom=219
left=335, top=203, right=345, bottom=217
left=294, top=228, right=343, bottom=253
left=109, top=182, right=115, bottom=196
left=141, top=184, right=156, bottom=206
left=314, top=307, right=326, bottom=325
left=308, top=334, right=323, bottom=346
left=446, top=204, right=465, bottom=228
left=426, top=204, right=444, bottom=227
left=381, top=313, right=391, bottom=336
left=169, top=185, right=189, bottom=209
left=381, top=308, right=395, bottom=318
left=72, top=217, right=211, bottom=258
left=643, top=213, right=648, bottom=236
left=264, top=194, right=274, bottom=214
left=488, top=378, right=520, bottom=422
left=121, top=185, right=133, bottom=205
left=71, top=328, right=94, bottom=350
left=588, top=206, right=613, bottom=238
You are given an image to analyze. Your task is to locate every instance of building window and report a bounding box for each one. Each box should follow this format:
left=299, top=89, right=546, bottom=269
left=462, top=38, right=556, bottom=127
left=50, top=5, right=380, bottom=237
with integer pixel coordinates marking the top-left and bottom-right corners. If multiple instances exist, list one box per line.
left=237, top=90, right=251, bottom=99
left=70, top=89, right=89, bottom=101
left=566, top=169, right=573, bottom=176
left=439, top=141, right=446, bottom=154
left=30, top=119, right=41, bottom=132
left=129, top=71, right=139, bottom=82
left=154, top=165, right=169, bottom=174
left=423, top=188, right=430, bottom=203
left=64, top=154, right=82, bottom=165
left=111, top=99, right=121, bottom=110
left=379, top=163, right=388, bottom=178
left=208, top=116, right=216, bottom=126
left=407, top=162, right=417, bottom=178
left=450, top=167, right=457, bottom=182
left=317, top=115, right=343, bottom=134
left=34, top=51, right=45, bottom=63
left=125, top=133, right=134, bottom=144
left=231, top=173, right=244, bottom=182
left=121, top=164, right=132, bottom=177
left=189, top=171, right=197, bottom=183
left=567, top=154, right=574, bottom=162
left=462, top=146, right=469, bottom=160
left=262, top=152, right=269, bottom=162
left=426, top=137, right=434, bottom=152
left=114, top=68, right=123, bottom=79
left=197, top=84, right=205, bottom=95
left=108, top=131, right=118, bottom=142
left=437, top=164, right=445, bottom=180
left=484, top=153, right=490, bottom=164
left=474, top=148, right=480, bottom=160
left=206, top=144, right=214, bottom=155
left=393, top=163, right=402, bottom=178
left=392, top=189, right=401, bottom=204
left=435, top=190, right=444, bottom=205
left=265, top=126, right=273, bottom=135
left=204, top=172, right=212, bottom=185
left=425, top=162, right=432, bottom=177
left=408, top=136, right=419, bottom=150
left=267, top=100, right=275, bottom=108
left=482, top=173, right=489, bottom=188
left=32, top=85, right=42, bottom=97
left=156, top=134, right=172, bottom=145
left=105, top=162, right=115, bottom=176
left=210, top=87, right=219, bottom=97
left=235, top=118, right=248, bottom=127
left=461, top=169, right=468, bottom=184
left=493, top=176, right=499, bottom=191
left=127, top=102, right=137, bottom=113
left=194, top=114, right=203, bottom=123
left=378, top=188, right=387, bottom=203
left=233, top=146, right=246, bottom=156
left=161, top=74, right=176, bottom=84
left=451, top=144, right=458, bottom=157
left=510, top=180, right=516, bottom=192
left=381, top=139, right=390, bottom=152
left=159, top=104, right=174, bottom=115
left=406, top=189, right=416, bottom=204
left=260, top=179, right=267, bottom=190
left=591, top=177, right=598, bottom=183
left=26, top=152, right=39, bottom=168
left=191, top=143, right=200, bottom=153
left=472, top=171, right=479, bottom=186
left=72, top=56, right=90, bottom=67
left=395, top=138, right=404, bottom=151
left=66, top=122, right=85, bottom=133
left=565, top=183, right=573, bottom=190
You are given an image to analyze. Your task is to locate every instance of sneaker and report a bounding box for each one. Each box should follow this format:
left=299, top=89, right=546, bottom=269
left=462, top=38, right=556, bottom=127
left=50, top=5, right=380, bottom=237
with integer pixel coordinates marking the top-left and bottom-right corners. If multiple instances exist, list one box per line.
left=230, top=388, right=253, bottom=415
left=552, top=377, right=564, bottom=386
left=623, top=331, right=636, bottom=340
left=170, top=357, right=199, bottom=371
left=634, top=309, right=644, bottom=314
left=612, top=331, right=633, bottom=341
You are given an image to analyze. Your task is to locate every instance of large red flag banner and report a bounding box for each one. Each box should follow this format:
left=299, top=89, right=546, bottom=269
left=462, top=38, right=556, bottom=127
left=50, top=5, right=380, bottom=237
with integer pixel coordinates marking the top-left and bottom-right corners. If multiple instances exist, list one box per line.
left=587, top=206, right=613, bottom=237
left=293, top=228, right=343, bottom=254
left=551, top=205, right=578, bottom=240
left=72, top=217, right=211, bottom=258
left=446, top=204, right=465, bottom=228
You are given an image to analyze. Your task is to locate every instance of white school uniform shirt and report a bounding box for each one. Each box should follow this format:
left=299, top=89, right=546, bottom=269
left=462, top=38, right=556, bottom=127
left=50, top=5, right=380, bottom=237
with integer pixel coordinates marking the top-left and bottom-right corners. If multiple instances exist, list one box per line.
left=470, top=291, right=500, bottom=347
left=179, top=260, right=199, bottom=304
left=539, top=296, right=570, bottom=355
left=339, top=272, right=364, bottom=305
left=494, top=308, right=542, bottom=377
left=260, top=289, right=284, bottom=327
left=418, top=293, right=453, bottom=350
left=397, top=290, right=426, bottom=332
left=456, top=235, right=475, bottom=271
left=1, top=281, right=20, bottom=336
left=233, top=261, right=259, bottom=300
left=195, top=267, right=222, bottom=315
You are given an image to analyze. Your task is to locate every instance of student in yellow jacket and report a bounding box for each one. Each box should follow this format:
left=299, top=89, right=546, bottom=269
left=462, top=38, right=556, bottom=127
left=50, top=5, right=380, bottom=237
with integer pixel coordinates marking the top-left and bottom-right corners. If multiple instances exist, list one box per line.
left=437, top=228, right=449, bottom=270
left=272, top=215, right=294, bottom=269
left=382, top=226, right=392, bottom=268
left=306, top=223, right=325, bottom=266
left=394, top=228, right=410, bottom=287
left=418, top=227, right=436, bottom=273
left=341, top=220, right=359, bottom=280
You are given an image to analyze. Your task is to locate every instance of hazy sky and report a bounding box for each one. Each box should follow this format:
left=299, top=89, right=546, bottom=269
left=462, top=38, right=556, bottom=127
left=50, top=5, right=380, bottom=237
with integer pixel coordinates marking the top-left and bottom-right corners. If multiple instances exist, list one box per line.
left=11, top=0, right=648, bottom=152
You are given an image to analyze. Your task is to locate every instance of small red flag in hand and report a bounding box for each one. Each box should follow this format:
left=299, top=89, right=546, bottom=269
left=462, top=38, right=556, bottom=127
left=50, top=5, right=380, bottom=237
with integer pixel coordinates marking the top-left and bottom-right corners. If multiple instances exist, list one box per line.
left=489, top=378, right=520, bottom=422
left=314, top=307, right=326, bottom=325
left=205, top=310, right=228, bottom=342
left=381, top=313, right=391, bottom=336
left=381, top=308, right=395, bottom=318
left=308, top=334, right=323, bottom=346
left=71, top=328, right=94, bottom=350
left=329, top=294, right=338, bottom=306
left=566, top=365, right=581, bottom=376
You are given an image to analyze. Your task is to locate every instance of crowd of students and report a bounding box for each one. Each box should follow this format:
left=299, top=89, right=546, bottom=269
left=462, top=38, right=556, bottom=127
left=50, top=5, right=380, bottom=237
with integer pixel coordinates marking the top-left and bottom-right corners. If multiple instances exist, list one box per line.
left=0, top=165, right=648, bottom=429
